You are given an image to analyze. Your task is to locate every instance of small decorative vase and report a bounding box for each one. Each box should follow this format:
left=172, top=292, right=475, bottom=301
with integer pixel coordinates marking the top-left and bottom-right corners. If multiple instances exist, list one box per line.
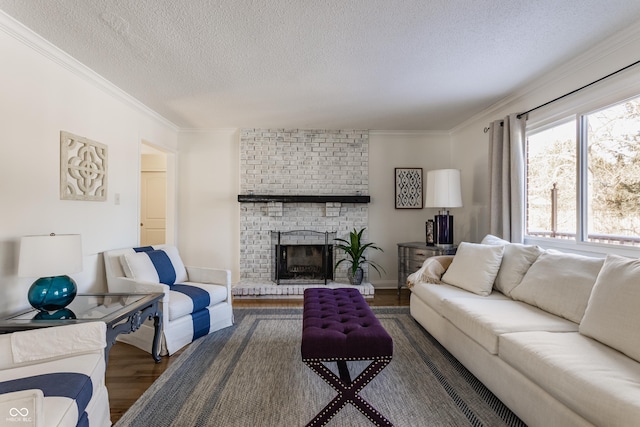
left=348, top=267, right=364, bottom=286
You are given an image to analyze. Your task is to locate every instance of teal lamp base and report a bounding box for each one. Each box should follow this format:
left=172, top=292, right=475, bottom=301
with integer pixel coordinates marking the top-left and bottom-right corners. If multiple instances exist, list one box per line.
left=27, top=275, right=77, bottom=311
left=33, top=308, right=77, bottom=320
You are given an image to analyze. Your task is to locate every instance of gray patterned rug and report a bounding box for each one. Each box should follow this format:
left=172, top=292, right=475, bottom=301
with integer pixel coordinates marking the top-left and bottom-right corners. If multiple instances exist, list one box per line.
left=116, top=307, right=525, bottom=427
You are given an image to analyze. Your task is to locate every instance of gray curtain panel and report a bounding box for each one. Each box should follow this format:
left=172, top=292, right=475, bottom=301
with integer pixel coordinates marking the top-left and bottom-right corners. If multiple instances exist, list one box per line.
left=488, top=114, right=526, bottom=242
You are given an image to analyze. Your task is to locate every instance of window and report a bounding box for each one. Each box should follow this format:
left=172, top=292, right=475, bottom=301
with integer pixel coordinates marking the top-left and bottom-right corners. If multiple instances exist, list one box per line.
left=527, top=121, right=577, bottom=239
left=526, top=95, right=640, bottom=247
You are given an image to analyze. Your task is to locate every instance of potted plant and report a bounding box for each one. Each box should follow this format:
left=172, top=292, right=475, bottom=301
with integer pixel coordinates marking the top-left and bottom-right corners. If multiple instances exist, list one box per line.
left=334, top=228, right=385, bottom=286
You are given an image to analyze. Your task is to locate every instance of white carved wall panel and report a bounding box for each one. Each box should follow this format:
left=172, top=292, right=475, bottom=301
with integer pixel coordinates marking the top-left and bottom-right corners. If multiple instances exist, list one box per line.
left=60, top=131, right=108, bottom=201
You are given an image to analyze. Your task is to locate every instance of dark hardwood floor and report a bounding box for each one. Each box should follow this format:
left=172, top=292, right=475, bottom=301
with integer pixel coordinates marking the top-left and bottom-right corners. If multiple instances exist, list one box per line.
left=105, top=288, right=411, bottom=423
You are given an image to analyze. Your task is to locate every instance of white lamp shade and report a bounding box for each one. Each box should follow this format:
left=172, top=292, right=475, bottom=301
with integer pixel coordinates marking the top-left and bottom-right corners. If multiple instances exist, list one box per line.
left=18, top=234, right=83, bottom=277
left=425, top=169, right=462, bottom=208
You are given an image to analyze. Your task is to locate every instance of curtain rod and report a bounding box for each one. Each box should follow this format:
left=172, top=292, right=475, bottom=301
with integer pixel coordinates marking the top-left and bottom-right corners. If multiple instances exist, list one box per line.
left=516, top=58, right=640, bottom=119
left=483, top=58, right=640, bottom=133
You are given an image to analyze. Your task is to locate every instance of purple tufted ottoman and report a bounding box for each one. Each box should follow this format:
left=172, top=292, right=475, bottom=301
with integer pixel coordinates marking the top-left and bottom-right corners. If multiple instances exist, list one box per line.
left=301, top=288, right=393, bottom=426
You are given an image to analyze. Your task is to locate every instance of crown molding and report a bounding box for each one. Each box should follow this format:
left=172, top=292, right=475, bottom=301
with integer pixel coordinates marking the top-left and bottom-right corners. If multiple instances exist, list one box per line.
left=449, top=22, right=640, bottom=135
left=369, top=129, right=450, bottom=136
left=178, top=127, right=240, bottom=134
left=0, top=10, right=179, bottom=133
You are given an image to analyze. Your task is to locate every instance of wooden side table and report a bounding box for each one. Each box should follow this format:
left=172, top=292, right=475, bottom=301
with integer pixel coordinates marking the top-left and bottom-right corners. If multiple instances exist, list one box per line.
left=397, top=242, right=457, bottom=295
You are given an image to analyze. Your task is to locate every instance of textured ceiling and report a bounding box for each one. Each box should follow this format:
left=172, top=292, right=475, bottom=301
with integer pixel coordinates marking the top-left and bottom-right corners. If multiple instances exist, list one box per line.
left=2, top=0, right=640, bottom=130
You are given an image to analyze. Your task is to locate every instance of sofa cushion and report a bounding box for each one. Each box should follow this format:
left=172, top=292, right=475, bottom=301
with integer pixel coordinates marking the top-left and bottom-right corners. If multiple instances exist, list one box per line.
left=480, top=235, right=544, bottom=296
left=0, top=353, right=105, bottom=427
left=499, top=331, right=640, bottom=427
left=580, top=254, right=640, bottom=363
left=441, top=242, right=504, bottom=296
left=121, top=246, right=188, bottom=284
left=0, top=389, right=43, bottom=427
left=410, top=282, right=510, bottom=314
left=0, top=373, right=93, bottom=423
left=441, top=298, right=578, bottom=354
left=510, top=251, right=604, bottom=323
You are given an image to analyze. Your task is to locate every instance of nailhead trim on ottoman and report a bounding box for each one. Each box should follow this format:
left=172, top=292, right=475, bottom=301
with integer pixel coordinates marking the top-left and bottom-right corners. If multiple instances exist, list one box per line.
left=301, top=288, right=394, bottom=426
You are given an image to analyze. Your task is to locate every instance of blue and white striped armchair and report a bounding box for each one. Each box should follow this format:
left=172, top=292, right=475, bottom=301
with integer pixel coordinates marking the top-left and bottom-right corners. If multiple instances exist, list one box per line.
left=103, top=245, right=233, bottom=356
left=0, top=322, right=111, bottom=427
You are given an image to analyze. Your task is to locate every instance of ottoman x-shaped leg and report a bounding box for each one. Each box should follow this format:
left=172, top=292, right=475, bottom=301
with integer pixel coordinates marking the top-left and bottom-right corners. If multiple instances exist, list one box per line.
left=304, top=357, right=393, bottom=426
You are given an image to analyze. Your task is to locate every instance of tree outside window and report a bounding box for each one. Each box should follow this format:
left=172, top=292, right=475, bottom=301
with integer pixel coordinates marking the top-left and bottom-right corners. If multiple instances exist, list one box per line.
left=526, top=95, right=640, bottom=247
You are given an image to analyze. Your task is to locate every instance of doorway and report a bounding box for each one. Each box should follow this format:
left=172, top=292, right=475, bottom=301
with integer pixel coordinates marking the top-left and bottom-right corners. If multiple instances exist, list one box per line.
left=140, top=143, right=168, bottom=246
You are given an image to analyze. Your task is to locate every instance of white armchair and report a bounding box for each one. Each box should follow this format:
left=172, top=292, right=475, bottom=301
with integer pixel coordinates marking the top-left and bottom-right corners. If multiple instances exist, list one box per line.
left=103, top=244, right=233, bottom=356
left=0, top=322, right=111, bottom=427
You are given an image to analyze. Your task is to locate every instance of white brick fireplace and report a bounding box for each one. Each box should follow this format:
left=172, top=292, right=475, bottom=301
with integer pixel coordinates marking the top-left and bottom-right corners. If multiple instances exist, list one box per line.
left=238, top=129, right=370, bottom=286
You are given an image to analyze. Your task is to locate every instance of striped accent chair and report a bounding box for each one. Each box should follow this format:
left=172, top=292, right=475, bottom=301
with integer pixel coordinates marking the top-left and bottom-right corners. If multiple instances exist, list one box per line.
left=103, top=245, right=233, bottom=356
left=0, top=322, right=111, bottom=427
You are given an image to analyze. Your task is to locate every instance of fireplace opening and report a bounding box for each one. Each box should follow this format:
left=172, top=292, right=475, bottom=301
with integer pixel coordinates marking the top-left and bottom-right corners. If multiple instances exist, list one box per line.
left=271, top=230, right=336, bottom=285
left=276, top=244, right=334, bottom=281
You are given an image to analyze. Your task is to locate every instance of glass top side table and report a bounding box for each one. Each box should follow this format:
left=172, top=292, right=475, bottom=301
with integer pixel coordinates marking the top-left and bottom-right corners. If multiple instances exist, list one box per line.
left=0, top=293, right=164, bottom=363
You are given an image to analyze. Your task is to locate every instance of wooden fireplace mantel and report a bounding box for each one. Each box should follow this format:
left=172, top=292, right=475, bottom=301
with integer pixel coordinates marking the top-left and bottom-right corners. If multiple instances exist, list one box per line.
left=237, top=194, right=371, bottom=203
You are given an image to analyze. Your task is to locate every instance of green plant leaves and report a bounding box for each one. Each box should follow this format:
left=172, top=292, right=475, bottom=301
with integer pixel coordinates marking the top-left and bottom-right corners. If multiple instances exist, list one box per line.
left=334, top=227, right=385, bottom=277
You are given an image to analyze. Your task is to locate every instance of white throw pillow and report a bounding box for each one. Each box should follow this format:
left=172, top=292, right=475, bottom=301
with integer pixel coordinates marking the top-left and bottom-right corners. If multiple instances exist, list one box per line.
left=510, top=251, right=604, bottom=323
left=157, top=246, right=188, bottom=282
left=580, top=254, right=640, bottom=363
left=495, top=244, right=544, bottom=296
left=441, top=242, right=504, bottom=296
left=480, top=234, right=509, bottom=246
left=121, top=246, right=188, bottom=284
left=480, top=235, right=543, bottom=296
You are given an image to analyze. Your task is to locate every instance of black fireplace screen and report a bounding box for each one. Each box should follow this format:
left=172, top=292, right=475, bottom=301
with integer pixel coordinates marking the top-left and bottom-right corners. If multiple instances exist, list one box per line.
left=271, top=230, right=335, bottom=285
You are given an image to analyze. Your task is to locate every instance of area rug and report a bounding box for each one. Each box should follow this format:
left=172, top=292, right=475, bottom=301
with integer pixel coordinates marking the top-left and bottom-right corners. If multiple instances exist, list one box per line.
left=116, top=307, right=525, bottom=427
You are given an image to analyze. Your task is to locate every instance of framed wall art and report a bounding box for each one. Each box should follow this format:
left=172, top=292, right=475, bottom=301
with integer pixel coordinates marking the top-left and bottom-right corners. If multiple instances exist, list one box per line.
left=395, top=167, right=423, bottom=209
left=60, top=131, right=108, bottom=201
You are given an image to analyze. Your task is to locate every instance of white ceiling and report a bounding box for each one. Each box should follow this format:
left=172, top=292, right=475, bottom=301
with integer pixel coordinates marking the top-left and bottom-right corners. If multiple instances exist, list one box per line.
left=2, top=0, right=640, bottom=131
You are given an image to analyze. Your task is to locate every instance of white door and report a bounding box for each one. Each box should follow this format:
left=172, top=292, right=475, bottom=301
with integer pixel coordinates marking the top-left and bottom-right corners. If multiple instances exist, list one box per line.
left=140, top=171, right=167, bottom=246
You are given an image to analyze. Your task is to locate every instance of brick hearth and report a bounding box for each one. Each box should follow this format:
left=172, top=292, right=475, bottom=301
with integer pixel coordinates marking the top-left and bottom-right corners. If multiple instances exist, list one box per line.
left=232, top=281, right=375, bottom=298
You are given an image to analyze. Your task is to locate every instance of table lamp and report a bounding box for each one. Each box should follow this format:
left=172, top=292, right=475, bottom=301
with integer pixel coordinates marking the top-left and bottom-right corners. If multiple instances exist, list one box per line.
left=18, top=233, right=83, bottom=311
left=425, top=169, right=462, bottom=247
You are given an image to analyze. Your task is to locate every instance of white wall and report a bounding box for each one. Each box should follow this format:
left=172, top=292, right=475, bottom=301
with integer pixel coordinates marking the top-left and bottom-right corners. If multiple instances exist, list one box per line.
left=177, top=130, right=240, bottom=281
left=0, top=20, right=178, bottom=315
left=368, top=131, right=452, bottom=287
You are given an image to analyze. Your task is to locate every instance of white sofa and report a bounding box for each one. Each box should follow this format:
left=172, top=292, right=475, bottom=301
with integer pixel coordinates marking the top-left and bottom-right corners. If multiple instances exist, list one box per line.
left=103, top=244, right=233, bottom=356
left=0, top=322, right=111, bottom=427
left=408, top=235, right=640, bottom=427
